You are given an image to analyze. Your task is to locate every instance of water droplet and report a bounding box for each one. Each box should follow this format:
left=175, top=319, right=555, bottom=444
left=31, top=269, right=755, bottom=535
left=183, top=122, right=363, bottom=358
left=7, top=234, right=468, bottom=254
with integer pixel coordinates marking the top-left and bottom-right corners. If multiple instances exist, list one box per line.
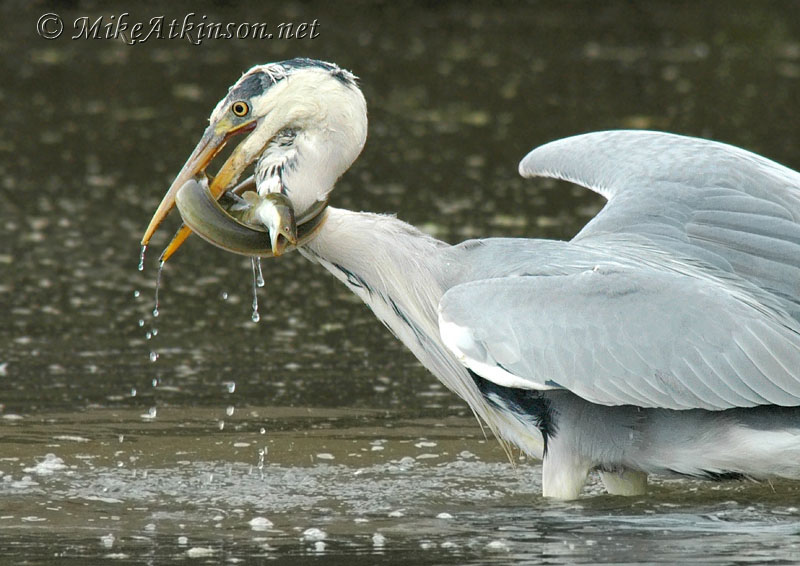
left=151, top=328, right=158, bottom=337
left=153, top=260, right=164, bottom=318
left=130, top=387, right=137, bottom=397
left=226, top=406, right=235, bottom=416
left=255, top=257, right=265, bottom=287
left=149, top=351, right=159, bottom=362
left=133, top=289, right=140, bottom=298
left=250, top=258, right=261, bottom=323
left=138, top=319, right=145, bottom=327
left=224, top=381, right=236, bottom=394
left=118, top=434, right=124, bottom=443
left=152, top=377, right=159, bottom=388
left=220, top=291, right=229, bottom=301
left=148, top=406, right=157, bottom=419
left=218, top=421, right=225, bottom=431
left=138, top=245, right=147, bottom=271
left=145, top=331, right=152, bottom=340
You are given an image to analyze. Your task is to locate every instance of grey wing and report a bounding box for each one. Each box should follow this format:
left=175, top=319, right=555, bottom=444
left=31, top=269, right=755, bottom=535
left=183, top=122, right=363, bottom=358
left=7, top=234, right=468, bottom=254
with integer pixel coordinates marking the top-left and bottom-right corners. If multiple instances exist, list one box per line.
left=519, top=130, right=800, bottom=320
left=438, top=266, right=800, bottom=410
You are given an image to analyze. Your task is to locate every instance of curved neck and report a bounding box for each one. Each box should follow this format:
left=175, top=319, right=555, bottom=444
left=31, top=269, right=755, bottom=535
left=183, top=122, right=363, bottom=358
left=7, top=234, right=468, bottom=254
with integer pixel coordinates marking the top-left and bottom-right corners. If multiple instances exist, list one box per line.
left=298, top=207, right=494, bottom=422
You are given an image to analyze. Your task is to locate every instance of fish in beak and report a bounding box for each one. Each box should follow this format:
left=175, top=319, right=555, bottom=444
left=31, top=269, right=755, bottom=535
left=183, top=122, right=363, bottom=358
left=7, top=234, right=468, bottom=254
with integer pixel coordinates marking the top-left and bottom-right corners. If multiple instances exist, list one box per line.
left=230, top=191, right=298, bottom=256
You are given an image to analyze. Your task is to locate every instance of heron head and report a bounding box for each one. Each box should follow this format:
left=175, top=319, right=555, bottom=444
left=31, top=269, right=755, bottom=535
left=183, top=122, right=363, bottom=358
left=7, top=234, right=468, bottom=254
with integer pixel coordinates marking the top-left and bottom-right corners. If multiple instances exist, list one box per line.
left=141, top=58, right=367, bottom=258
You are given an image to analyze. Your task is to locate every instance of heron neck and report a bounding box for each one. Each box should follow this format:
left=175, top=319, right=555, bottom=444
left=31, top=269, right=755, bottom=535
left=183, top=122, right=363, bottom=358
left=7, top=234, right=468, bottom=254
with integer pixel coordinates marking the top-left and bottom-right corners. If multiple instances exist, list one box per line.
left=300, top=206, right=451, bottom=316
left=298, top=206, right=457, bottom=381
left=298, top=207, right=537, bottom=454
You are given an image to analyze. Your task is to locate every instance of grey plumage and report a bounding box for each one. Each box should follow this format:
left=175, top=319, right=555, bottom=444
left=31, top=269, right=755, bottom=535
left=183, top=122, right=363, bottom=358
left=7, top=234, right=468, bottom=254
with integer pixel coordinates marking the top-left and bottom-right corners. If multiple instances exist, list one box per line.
left=150, top=62, right=800, bottom=500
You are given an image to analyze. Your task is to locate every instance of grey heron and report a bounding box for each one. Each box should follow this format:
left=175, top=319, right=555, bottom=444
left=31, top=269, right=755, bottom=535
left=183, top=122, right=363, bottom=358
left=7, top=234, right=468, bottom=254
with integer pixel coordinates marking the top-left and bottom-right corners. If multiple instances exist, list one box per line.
left=141, top=58, right=800, bottom=500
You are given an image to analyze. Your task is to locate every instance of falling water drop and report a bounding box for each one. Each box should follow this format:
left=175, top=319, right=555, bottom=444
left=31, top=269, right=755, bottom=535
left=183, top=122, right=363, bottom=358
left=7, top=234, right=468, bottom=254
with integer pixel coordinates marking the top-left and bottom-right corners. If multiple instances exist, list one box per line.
left=255, top=257, right=265, bottom=287
left=152, top=377, right=159, bottom=388
left=250, top=258, right=261, bottom=323
left=130, top=387, right=137, bottom=397
left=224, top=381, right=236, bottom=394
left=146, top=331, right=152, bottom=340
left=138, top=245, right=147, bottom=271
left=153, top=261, right=164, bottom=317
left=138, top=319, right=145, bottom=327
left=149, top=351, right=159, bottom=362
left=151, top=328, right=158, bottom=337
left=133, top=289, right=140, bottom=298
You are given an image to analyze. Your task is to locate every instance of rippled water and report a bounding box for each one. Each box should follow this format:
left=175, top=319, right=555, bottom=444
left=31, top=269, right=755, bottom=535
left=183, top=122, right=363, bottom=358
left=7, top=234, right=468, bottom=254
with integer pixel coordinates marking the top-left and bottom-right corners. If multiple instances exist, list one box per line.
left=2, top=1, right=800, bottom=563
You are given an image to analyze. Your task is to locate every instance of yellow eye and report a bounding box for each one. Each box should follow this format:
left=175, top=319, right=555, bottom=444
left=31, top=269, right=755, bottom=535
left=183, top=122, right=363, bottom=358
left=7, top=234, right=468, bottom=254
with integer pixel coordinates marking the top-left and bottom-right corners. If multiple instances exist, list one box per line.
left=231, top=101, right=249, bottom=117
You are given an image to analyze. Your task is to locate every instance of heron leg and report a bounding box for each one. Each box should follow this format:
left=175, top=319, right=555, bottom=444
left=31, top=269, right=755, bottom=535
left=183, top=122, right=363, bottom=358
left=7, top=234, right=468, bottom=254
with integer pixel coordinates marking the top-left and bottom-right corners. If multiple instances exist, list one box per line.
left=541, top=451, right=591, bottom=500
left=599, top=468, right=648, bottom=496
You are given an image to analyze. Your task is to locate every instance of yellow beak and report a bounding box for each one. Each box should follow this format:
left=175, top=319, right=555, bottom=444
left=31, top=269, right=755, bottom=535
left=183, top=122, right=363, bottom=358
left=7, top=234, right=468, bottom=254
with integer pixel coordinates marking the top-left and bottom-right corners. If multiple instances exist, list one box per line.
left=140, top=116, right=257, bottom=261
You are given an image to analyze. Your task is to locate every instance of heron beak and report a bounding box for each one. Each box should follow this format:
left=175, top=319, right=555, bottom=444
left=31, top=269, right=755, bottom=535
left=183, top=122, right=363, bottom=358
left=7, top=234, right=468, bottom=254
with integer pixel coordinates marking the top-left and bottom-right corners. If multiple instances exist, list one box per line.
left=140, top=115, right=258, bottom=255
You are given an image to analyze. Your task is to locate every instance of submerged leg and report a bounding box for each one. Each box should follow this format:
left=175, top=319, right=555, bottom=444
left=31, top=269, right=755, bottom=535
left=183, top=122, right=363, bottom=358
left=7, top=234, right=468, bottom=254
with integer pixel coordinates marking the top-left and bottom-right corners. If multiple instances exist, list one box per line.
left=541, top=449, right=592, bottom=500
left=599, top=468, right=648, bottom=496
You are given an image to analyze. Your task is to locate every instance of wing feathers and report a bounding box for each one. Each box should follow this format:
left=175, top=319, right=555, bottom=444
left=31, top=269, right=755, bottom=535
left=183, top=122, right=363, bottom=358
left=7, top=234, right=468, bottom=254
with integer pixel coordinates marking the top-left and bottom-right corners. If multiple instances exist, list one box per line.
left=438, top=267, right=800, bottom=410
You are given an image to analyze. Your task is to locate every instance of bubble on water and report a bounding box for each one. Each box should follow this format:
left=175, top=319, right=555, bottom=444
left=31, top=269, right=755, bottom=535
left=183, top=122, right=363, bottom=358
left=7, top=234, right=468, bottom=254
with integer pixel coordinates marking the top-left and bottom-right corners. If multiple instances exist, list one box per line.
left=185, top=547, right=216, bottom=558
left=138, top=245, right=146, bottom=271
left=436, top=512, right=454, bottom=520
left=249, top=517, right=273, bottom=531
left=486, top=540, right=510, bottom=552
left=177, top=536, right=188, bottom=545
left=149, top=351, right=158, bottom=363
left=372, top=533, right=387, bottom=547
left=302, top=528, right=326, bottom=542
left=259, top=428, right=266, bottom=435
left=100, top=533, right=115, bottom=548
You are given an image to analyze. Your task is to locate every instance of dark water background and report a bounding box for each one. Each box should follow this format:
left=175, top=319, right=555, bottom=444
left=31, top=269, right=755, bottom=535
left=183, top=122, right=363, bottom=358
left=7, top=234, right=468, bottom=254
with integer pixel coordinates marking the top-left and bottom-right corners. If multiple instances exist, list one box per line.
left=1, top=1, right=800, bottom=563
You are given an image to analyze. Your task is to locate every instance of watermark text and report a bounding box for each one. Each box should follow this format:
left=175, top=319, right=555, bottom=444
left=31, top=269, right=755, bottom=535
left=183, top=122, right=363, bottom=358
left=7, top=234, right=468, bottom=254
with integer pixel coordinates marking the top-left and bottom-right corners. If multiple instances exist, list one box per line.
left=37, top=13, right=320, bottom=44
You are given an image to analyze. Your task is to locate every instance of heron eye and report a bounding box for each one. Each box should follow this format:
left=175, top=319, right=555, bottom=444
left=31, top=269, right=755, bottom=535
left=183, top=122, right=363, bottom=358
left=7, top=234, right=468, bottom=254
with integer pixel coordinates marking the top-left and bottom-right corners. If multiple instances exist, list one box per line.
left=231, top=101, right=249, bottom=117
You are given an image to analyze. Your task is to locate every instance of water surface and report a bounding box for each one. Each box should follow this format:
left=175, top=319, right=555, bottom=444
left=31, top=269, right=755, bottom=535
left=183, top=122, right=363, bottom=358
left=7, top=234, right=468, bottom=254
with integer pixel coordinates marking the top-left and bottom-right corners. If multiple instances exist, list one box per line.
left=2, top=1, right=800, bottom=563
